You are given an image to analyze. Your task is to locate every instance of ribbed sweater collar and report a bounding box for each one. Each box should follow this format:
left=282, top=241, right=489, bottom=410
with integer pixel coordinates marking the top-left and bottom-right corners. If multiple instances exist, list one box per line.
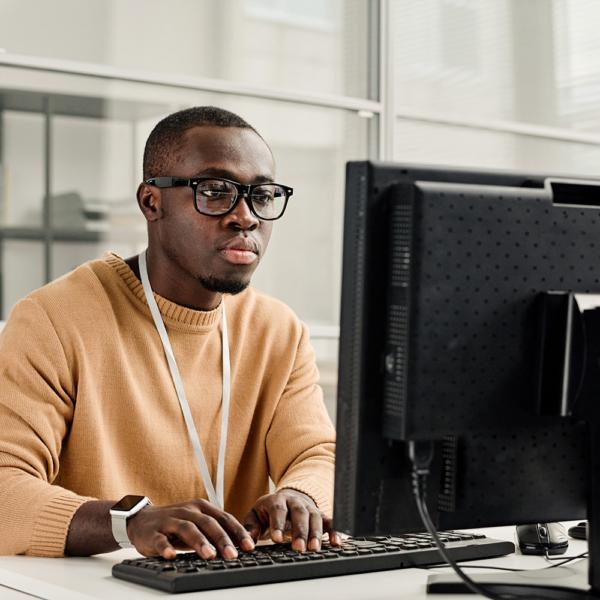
left=103, top=252, right=222, bottom=330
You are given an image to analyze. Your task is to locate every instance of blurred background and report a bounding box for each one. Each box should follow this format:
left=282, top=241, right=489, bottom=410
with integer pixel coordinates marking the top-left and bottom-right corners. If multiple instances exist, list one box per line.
left=2, top=0, right=600, bottom=418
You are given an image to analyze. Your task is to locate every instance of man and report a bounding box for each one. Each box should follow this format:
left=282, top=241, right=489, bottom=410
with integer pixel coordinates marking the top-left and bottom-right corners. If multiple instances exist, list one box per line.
left=0, top=106, right=339, bottom=560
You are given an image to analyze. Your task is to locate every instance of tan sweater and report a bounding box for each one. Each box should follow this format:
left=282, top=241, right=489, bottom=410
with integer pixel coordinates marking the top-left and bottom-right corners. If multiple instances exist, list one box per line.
left=0, top=253, right=335, bottom=557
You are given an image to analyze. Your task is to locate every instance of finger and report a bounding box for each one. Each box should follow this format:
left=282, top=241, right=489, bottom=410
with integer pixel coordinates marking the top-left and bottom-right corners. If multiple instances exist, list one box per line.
left=268, top=498, right=289, bottom=544
left=243, top=508, right=264, bottom=543
left=320, top=515, right=342, bottom=546
left=164, top=518, right=217, bottom=560
left=307, top=510, right=323, bottom=551
left=191, top=513, right=238, bottom=559
left=289, top=500, right=310, bottom=553
left=149, top=532, right=177, bottom=560
left=197, top=504, right=255, bottom=553
left=214, top=511, right=255, bottom=553
left=181, top=503, right=238, bottom=558
left=327, top=528, right=343, bottom=546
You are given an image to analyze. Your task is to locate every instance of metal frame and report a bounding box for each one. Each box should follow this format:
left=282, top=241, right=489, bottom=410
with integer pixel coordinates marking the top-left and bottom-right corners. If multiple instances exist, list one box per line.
left=43, top=97, right=52, bottom=284
left=0, top=53, right=381, bottom=116
left=378, top=0, right=394, bottom=160
left=395, top=108, right=600, bottom=147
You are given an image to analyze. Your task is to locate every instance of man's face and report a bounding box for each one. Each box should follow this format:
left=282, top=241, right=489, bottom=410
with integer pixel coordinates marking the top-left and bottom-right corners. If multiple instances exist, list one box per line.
left=148, top=126, right=276, bottom=297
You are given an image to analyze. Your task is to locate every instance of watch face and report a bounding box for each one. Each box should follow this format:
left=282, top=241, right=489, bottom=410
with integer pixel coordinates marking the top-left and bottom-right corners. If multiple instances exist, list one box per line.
left=111, top=495, right=146, bottom=512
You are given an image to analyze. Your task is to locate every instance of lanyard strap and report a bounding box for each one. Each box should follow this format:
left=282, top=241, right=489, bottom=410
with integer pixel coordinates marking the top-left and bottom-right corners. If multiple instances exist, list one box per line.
left=139, top=250, right=230, bottom=510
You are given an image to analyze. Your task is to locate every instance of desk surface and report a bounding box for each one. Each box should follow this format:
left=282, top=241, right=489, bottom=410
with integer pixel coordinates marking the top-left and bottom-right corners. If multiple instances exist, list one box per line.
left=0, top=526, right=589, bottom=600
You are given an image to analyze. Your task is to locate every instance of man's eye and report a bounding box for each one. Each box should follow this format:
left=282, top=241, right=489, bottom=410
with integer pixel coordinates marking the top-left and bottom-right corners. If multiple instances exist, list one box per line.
left=253, top=193, right=274, bottom=204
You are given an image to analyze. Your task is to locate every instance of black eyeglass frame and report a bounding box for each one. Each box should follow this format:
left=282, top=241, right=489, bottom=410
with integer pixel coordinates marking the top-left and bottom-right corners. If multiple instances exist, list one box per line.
left=145, top=176, right=293, bottom=221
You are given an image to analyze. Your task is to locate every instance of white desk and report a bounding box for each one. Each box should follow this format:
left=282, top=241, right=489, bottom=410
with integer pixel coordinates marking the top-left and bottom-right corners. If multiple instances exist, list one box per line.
left=0, top=526, right=589, bottom=600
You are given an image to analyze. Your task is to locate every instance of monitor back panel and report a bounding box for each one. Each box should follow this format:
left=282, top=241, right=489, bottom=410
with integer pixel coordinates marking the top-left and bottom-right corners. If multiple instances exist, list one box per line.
left=334, top=161, right=591, bottom=535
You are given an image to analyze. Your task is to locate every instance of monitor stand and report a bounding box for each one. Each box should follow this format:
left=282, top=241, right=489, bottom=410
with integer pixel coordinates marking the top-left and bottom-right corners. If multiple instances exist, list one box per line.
left=427, top=557, right=593, bottom=598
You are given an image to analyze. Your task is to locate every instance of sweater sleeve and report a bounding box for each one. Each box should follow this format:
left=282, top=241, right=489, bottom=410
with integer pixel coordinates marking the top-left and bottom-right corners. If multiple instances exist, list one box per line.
left=266, top=323, right=336, bottom=516
left=0, top=299, right=95, bottom=556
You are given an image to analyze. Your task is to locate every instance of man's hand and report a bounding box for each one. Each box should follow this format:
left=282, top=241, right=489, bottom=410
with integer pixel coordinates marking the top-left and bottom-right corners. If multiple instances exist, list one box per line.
left=243, top=489, right=342, bottom=552
left=126, top=499, right=255, bottom=560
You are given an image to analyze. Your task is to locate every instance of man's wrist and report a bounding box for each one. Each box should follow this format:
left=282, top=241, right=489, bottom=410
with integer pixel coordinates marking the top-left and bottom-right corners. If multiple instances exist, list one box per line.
left=109, top=495, right=152, bottom=548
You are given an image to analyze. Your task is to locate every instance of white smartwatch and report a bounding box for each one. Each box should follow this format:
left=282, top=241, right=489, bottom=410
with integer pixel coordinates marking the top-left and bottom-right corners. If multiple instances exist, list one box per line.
left=109, top=495, right=152, bottom=549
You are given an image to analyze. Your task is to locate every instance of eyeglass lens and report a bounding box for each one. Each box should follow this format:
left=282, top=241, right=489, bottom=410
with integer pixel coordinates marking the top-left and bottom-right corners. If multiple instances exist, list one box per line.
left=195, top=179, right=287, bottom=219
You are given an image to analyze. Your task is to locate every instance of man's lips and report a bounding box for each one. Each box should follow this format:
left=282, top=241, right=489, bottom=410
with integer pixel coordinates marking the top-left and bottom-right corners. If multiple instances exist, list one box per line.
left=218, top=238, right=259, bottom=265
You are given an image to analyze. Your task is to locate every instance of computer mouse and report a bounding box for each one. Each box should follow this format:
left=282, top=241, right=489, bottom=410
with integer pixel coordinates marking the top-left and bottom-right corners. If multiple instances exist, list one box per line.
left=568, top=521, right=588, bottom=540
left=516, top=522, right=569, bottom=555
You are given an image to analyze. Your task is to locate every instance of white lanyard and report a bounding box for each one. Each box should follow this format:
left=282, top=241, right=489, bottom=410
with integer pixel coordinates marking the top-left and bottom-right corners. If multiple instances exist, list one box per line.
left=139, top=251, right=230, bottom=510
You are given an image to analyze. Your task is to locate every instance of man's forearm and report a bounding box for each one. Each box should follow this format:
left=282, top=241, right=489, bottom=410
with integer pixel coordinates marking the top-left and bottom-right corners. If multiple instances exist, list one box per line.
left=66, top=500, right=119, bottom=556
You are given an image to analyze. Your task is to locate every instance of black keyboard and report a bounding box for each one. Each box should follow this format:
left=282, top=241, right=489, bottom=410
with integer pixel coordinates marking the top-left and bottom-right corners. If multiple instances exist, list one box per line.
left=112, top=531, right=515, bottom=593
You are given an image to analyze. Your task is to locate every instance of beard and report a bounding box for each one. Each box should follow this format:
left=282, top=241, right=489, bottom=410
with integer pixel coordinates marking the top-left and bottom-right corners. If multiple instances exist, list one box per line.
left=199, top=275, right=249, bottom=295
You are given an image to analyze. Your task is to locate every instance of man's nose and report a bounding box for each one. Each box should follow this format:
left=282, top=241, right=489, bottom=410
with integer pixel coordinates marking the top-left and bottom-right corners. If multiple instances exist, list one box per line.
left=222, top=195, right=259, bottom=230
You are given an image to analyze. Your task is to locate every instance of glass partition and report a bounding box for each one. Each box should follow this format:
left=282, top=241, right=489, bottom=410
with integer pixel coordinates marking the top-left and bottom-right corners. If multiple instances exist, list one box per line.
left=1, top=111, right=45, bottom=227
left=391, top=0, right=600, bottom=175
left=0, top=0, right=372, bottom=99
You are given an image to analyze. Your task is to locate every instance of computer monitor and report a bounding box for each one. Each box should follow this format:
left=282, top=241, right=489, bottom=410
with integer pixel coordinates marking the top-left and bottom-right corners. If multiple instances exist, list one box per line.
left=333, top=161, right=600, bottom=596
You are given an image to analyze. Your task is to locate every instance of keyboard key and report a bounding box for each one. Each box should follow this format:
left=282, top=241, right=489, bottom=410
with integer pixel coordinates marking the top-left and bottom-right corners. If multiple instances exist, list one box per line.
left=224, top=561, right=242, bottom=569
left=351, top=540, right=380, bottom=548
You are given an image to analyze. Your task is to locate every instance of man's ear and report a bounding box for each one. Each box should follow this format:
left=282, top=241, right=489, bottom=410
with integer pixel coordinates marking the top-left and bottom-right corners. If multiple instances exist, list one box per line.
left=136, top=182, right=163, bottom=221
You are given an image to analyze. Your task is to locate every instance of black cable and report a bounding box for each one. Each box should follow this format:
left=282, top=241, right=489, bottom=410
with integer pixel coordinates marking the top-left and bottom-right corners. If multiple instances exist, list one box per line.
left=411, top=466, right=517, bottom=600
left=422, top=564, right=527, bottom=573
left=543, top=551, right=588, bottom=568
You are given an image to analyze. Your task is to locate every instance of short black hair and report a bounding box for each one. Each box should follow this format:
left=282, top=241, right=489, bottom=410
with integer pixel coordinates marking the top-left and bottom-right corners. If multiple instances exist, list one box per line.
left=143, top=106, right=262, bottom=179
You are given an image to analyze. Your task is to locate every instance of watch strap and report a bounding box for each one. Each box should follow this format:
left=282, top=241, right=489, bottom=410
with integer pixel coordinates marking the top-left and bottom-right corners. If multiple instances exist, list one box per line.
left=111, top=514, right=133, bottom=549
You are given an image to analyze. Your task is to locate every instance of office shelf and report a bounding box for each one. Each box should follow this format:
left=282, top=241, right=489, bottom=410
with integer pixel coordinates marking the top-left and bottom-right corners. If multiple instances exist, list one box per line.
left=0, top=226, right=104, bottom=242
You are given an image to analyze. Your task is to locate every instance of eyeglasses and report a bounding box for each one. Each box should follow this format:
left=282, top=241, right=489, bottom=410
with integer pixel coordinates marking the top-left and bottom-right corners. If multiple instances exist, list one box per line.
left=145, top=176, right=293, bottom=221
